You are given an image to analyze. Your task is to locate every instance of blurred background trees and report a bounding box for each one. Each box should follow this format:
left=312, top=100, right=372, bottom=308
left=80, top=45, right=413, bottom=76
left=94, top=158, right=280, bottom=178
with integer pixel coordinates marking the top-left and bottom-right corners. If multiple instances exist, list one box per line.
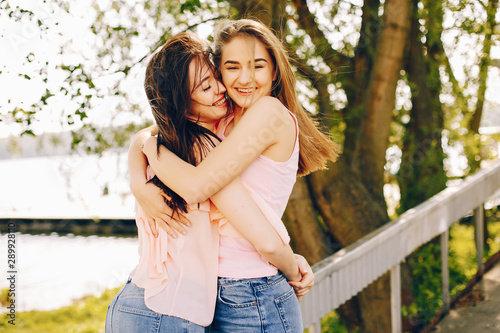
left=1, top=0, right=499, bottom=331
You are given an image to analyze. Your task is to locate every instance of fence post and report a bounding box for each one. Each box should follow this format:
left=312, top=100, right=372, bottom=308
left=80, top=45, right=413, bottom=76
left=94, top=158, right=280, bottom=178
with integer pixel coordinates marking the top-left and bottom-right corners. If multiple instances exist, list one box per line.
left=391, top=264, right=402, bottom=333
left=474, top=205, right=485, bottom=273
left=441, top=230, right=450, bottom=314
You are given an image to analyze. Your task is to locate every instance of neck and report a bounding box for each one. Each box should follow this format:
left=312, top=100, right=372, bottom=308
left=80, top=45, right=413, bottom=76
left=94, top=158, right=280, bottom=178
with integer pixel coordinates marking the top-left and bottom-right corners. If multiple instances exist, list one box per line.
left=187, top=118, right=216, bottom=132
left=202, top=123, right=216, bottom=132
left=233, top=107, right=245, bottom=126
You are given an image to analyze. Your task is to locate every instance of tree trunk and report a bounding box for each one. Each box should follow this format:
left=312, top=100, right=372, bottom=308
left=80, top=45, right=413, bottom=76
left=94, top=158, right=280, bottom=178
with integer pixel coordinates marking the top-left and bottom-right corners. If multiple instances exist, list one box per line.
left=470, top=0, right=498, bottom=134
left=359, top=0, right=411, bottom=199
left=313, top=1, right=411, bottom=331
left=399, top=0, right=447, bottom=213
left=282, top=176, right=338, bottom=264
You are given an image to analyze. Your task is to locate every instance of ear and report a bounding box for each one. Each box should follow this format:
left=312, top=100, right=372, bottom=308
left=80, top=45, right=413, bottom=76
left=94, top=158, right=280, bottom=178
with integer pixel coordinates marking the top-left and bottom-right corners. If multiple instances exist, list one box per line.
left=272, top=68, right=277, bottom=81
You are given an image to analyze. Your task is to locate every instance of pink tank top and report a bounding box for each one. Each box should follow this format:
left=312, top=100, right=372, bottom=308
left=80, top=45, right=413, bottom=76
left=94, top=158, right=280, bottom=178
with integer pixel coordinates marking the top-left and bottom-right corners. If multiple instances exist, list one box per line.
left=215, top=111, right=299, bottom=278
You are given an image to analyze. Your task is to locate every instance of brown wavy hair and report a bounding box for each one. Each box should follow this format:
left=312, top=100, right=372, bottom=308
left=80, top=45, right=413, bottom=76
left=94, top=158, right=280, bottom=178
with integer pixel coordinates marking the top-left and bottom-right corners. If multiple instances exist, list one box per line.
left=213, top=19, right=340, bottom=176
left=144, top=32, right=221, bottom=213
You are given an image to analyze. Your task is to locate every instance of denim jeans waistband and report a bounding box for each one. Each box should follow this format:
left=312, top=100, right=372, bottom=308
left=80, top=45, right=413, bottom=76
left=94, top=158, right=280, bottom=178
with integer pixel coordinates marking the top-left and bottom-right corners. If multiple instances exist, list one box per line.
left=217, top=272, right=284, bottom=287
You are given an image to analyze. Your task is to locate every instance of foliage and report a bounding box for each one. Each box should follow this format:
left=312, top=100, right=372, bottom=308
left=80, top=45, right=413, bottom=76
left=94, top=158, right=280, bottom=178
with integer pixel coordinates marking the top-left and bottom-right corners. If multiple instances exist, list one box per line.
left=0, top=0, right=231, bottom=154
left=320, top=311, right=351, bottom=333
left=404, top=217, right=500, bottom=326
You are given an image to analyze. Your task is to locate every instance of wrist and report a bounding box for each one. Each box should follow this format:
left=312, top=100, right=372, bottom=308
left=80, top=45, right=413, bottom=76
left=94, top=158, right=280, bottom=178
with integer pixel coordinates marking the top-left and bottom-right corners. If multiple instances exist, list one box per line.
left=143, top=137, right=157, bottom=159
left=130, top=175, right=148, bottom=197
left=285, top=266, right=301, bottom=282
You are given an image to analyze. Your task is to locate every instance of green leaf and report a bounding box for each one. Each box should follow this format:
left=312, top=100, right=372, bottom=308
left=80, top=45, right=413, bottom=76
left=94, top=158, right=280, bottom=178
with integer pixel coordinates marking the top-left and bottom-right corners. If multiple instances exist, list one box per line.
left=180, top=0, right=201, bottom=13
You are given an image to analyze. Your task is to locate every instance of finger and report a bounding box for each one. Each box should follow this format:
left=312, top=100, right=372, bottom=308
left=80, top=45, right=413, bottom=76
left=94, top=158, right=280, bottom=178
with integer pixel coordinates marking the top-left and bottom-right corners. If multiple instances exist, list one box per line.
left=289, top=284, right=311, bottom=295
left=300, top=273, right=315, bottom=286
left=147, top=218, right=158, bottom=237
left=297, top=261, right=311, bottom=275
left=156, top=210, right=185, bottom=233
left=289, top=279, right=314, bottom=296
left=291, top=284, right=311, bottom=295
left=288, top=281, right=303, bottom=287
left=173, top=211, right=191, bottom=227
left=155, top=219, right=178, bottom=238
left=161, top=214, right=187, bottom=235
left=297, top=295, right=303, bottom=303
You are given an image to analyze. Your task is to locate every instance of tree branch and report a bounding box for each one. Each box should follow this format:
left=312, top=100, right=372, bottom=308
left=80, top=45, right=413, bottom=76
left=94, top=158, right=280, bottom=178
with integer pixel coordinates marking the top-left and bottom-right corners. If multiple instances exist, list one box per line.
left=291, top=0, right=350, bottom=71
left=289, top=49, right=334, bottom=128
left=137, top=15, right=228, bottom=64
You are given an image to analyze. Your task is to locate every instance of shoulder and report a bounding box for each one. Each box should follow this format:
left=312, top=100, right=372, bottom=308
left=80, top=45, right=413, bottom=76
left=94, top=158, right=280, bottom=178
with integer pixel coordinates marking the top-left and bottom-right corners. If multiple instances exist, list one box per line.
left=247, top=96, right=289, bottom=119
left=251, top=96, right=284, bottom=110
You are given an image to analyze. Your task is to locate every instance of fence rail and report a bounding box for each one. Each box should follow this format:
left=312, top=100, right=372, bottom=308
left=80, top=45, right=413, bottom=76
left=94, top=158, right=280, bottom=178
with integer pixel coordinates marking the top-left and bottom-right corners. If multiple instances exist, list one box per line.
left=299, top=160, right=500, bottom=332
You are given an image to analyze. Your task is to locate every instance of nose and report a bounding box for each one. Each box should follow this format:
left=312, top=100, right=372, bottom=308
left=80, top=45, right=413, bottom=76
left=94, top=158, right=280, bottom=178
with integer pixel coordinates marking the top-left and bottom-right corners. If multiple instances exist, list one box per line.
left=216, top=80, right=226, bottom=94
left=238, top=67, right=252, bottom=85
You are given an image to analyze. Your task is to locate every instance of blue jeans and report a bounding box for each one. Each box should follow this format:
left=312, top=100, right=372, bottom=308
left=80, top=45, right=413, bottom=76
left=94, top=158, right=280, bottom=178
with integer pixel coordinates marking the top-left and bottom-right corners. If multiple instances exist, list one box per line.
left=105, top=279, right=208, bottom=333
left=210, top=273, right=303, bottom=333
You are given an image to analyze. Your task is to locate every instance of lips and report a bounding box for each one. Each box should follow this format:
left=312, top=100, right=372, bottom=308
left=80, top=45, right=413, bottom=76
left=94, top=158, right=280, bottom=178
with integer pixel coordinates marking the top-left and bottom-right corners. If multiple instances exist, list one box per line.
left=212, top=96, right=227, bottom=107
left=236, top=87, right=256, bottom=94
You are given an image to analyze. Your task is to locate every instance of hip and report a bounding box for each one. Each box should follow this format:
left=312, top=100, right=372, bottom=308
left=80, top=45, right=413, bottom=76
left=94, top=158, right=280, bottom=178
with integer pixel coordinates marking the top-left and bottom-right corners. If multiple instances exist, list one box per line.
left=211, top=272, right=303, bottom=333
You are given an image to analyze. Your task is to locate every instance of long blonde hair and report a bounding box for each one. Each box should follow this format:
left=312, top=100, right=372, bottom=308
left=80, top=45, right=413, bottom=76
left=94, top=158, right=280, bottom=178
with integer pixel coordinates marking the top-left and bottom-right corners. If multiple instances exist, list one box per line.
left=213, top=19, right=339, bottom=176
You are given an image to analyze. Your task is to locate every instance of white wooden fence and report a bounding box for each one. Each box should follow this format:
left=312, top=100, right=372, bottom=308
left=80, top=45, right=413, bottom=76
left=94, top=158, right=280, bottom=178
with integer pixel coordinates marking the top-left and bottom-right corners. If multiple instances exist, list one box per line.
left=299, top=160, right=500, bottom=332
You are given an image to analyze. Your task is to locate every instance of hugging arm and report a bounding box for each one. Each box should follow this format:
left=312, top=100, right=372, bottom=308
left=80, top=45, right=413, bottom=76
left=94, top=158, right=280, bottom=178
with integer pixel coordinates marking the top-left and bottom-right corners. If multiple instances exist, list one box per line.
left=143, top=97, right=291, bottom=204
left=130, top=122, right=313, bottom=296
left=128, top=125, right=190, bottom=237
left=210, top=177, right=301, bottom=282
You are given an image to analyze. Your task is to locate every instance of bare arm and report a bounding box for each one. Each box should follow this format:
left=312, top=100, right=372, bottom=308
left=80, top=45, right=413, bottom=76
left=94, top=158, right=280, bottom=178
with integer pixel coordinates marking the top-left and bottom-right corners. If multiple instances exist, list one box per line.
left=143, top=97, right=292, bottom=204
left=210, top=177, right=300, bottom=282
left=128, top=124, right=190, bottom=237
left=128, top=125, right=155, bottom=196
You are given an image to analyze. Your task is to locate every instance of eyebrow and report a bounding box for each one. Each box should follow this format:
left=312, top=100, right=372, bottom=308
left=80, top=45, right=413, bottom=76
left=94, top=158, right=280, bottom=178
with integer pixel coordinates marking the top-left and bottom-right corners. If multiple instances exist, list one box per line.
left=200, top=75, right=210, bottom=84
left=223, top=58, right=268, bottom=65
left=193, top=73, right=210, bottom=91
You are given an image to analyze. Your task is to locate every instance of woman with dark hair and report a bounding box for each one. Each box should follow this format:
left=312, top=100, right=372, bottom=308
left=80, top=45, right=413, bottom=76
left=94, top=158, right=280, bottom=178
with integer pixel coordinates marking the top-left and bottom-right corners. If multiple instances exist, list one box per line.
left=134, top=19, right=338, bottom=332
left=105, top=32, right=304, bottom=332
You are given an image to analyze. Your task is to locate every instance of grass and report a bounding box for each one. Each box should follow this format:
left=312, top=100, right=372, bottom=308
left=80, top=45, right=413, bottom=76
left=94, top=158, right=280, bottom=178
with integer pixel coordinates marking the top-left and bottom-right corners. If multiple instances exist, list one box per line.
left=0, top=286, right=122, bottom=333
left=2, top=220, right=499, bottom=332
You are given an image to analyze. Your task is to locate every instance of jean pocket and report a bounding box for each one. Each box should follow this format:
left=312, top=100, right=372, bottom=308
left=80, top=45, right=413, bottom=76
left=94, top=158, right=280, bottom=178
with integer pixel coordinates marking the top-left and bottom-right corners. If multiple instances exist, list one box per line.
left=217, top=283, right=258, bottom=308
left=115, top=305, right=160, bottom=332
left=275, top=288, right=303, bottom=333
left=117, top=305, right=159, bottom=318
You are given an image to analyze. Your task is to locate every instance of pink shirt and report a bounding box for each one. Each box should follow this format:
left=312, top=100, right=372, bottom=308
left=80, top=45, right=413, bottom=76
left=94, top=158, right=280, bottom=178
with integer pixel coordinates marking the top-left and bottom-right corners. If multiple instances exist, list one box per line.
left=130, top=167, right=219, bottom=326
left=214, top=111, right=299, bottom=278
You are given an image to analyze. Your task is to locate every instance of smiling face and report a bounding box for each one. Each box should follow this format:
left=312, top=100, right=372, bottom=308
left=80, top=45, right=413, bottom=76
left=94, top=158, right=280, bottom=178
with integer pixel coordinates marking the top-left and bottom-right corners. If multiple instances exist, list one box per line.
left=188, top=57, right=227, bottom=129
left=220, top=36, right=275, bottom=110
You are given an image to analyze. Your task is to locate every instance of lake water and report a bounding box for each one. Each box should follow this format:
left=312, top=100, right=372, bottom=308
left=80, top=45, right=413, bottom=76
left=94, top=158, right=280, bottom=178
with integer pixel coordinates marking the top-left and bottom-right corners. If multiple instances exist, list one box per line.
left=0, top=232, right=139, bottom=312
